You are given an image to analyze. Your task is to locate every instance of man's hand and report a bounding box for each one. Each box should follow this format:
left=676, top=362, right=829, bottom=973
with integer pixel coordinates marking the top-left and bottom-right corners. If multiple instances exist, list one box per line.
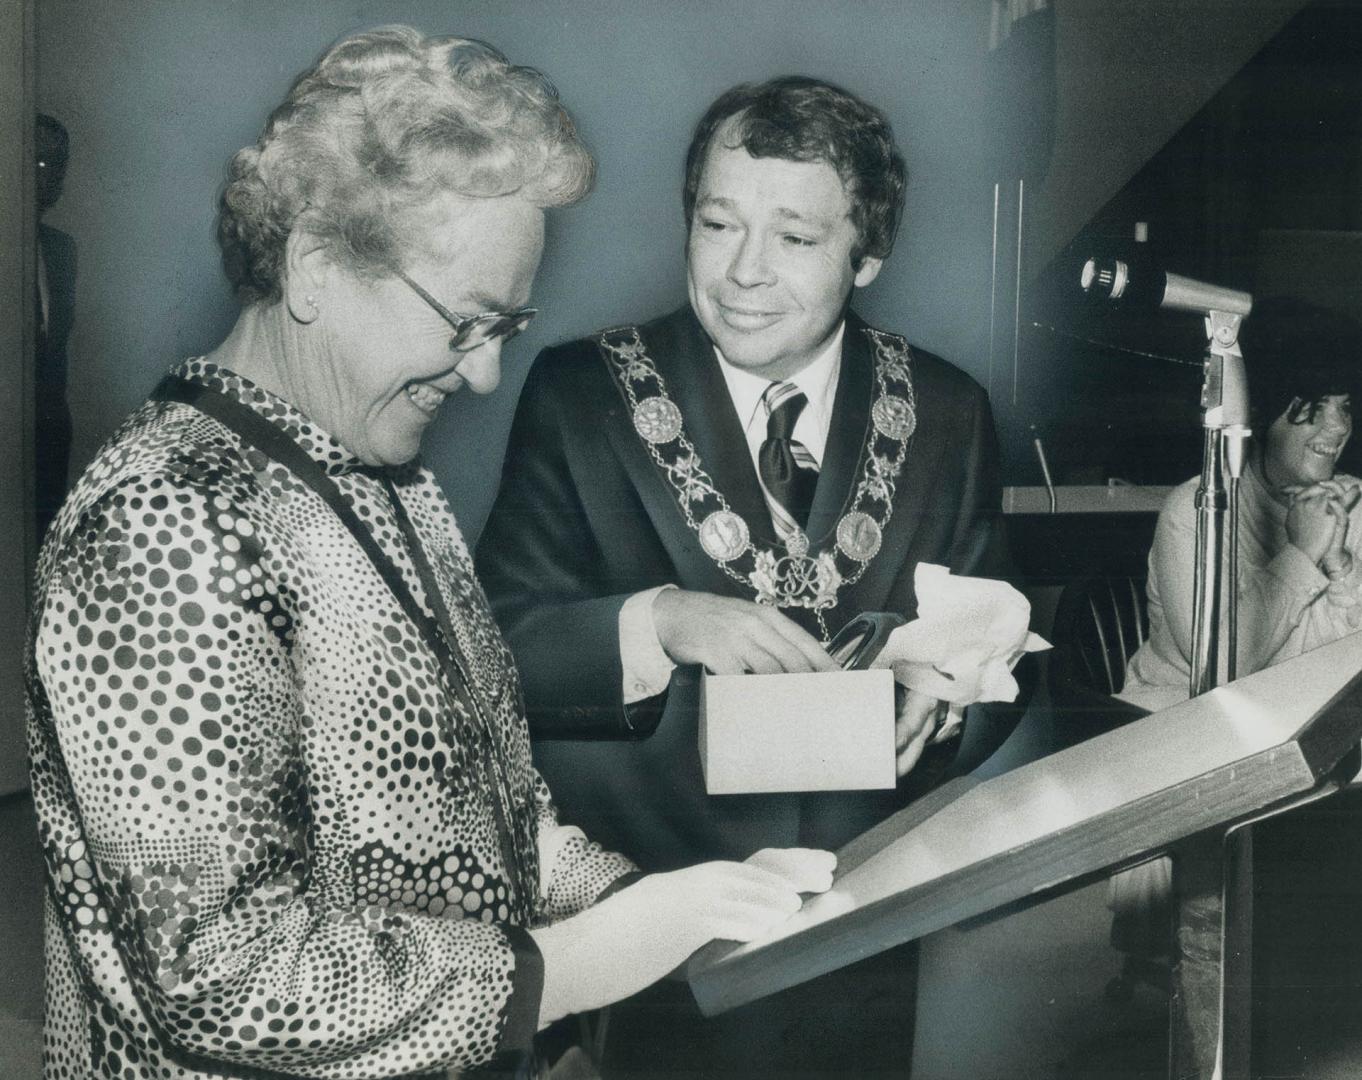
left=894, top=686, right=948, bottom=777
left=651, top=589, right=838, bottom=675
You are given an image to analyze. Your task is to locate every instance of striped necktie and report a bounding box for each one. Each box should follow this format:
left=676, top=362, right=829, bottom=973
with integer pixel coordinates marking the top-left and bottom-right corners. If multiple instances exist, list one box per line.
left=757, top=380, right=819, bottom=538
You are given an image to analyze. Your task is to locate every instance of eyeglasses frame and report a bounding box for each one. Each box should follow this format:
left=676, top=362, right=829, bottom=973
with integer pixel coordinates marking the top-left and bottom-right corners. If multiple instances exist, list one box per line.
left=394, top=269, right=537, bottom=353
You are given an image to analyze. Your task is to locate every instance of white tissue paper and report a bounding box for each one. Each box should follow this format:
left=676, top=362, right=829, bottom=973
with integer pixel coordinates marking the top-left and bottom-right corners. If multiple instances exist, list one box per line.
left=871, top=564, right=1049, bottom=741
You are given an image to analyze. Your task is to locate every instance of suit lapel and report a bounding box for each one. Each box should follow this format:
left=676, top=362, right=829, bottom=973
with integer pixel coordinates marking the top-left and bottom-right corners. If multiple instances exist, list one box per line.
left=645, top=308, right=880, bottom=554
left=805, top=316, right=873, bottom=546
left=837, top=321, right=933, bottom=622
left=597, top=305, right=922, bottom=626
left=646, top=307, right=780, bottom=549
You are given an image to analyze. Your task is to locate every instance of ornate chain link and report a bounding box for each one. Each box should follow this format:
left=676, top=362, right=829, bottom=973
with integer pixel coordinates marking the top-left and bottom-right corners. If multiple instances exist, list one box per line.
left=599, top=326, right=917, bottom=634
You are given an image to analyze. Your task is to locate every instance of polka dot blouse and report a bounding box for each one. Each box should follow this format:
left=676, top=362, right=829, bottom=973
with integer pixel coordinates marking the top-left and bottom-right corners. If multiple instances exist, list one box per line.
left=27, top=360, right=636, bottom=1079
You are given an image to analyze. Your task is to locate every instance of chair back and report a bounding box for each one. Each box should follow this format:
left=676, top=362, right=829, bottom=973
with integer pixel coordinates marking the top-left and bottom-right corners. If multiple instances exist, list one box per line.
left=1049, top=574, right=1150, bottom=702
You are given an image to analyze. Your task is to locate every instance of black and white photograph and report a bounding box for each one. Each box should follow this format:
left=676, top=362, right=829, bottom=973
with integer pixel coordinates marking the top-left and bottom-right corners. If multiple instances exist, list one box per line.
left=4, top=2, right=1362, bottom=1077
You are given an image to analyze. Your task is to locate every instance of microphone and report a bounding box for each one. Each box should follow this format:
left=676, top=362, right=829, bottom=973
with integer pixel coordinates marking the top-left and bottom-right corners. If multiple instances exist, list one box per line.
left=1080, top=256, right=1252, bottom=316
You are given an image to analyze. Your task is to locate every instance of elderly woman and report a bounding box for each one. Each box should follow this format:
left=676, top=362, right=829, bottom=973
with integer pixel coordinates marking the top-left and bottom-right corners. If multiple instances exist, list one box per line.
left=1120, top=299, right=1362, bottom=711
left=26, top=27, right=830, bottom=1080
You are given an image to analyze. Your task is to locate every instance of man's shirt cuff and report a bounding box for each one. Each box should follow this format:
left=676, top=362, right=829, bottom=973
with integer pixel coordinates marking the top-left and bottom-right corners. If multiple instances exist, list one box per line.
left=620, top=585, right=678, bottom=704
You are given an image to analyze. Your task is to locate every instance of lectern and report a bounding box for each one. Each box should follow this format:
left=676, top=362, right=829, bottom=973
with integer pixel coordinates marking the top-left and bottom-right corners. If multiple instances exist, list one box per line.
left=688, top=631, right=1362, bottom=1079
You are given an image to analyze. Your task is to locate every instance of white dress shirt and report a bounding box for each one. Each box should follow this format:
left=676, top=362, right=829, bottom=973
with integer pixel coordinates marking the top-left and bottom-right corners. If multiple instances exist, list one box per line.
left=619, top=325, right=846, bottom=703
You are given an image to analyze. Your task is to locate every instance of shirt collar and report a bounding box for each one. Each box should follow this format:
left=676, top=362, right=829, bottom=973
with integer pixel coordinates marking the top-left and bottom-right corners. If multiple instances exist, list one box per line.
left=171, top=357, right=370, bottom=476
left=715, top=322, right=846, bottom=434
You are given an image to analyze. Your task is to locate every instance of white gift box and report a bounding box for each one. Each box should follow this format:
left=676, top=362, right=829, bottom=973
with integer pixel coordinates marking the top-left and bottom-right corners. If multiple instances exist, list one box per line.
left=699, top=669, right=896, bottom=794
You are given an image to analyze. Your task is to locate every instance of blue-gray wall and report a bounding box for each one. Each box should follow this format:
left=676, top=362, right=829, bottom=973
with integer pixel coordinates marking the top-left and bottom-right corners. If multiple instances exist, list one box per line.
left=38, top=0, right=995, bottom=539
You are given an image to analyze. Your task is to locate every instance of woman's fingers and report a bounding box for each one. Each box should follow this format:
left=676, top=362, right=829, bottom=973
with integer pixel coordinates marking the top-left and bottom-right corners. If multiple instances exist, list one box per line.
left=701, top=902, right=797, bottom=943
left=1328, top=501, right=1350, bottom=551
left=670, top=865, right=800, bottom=941
left=706, top=871, right=812, bottom=941
left=744, top=848, right=836, bottom=893
left=676, top=855, right=843, bottom=942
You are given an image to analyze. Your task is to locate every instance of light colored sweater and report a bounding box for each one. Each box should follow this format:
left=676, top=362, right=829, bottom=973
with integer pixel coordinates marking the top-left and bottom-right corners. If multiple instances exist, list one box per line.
left=1121, top=460, right=1362, bottom=711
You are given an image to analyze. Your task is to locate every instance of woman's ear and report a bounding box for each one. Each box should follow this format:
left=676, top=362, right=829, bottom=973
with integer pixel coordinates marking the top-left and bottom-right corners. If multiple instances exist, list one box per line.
left=283, top=230, right=333, bottom=325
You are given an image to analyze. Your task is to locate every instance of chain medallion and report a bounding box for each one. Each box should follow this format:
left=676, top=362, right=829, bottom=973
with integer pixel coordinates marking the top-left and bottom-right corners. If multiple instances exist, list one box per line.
left=598, top=325, right=917, bottom=624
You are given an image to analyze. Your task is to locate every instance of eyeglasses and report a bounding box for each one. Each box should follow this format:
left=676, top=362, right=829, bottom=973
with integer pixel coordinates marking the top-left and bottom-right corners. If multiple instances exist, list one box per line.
left=395, top=270, right=537, bottom=353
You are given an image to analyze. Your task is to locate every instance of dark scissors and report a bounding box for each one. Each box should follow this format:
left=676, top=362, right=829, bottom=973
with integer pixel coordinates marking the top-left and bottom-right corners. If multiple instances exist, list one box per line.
left=826, top=611, right=907, bottom=671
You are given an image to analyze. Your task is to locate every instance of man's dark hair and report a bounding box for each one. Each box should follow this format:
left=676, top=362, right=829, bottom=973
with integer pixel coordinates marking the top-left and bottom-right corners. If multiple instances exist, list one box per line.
left=1240, top=297, right=1362, bottom=437
left=682, top=76, right=907, bottom=269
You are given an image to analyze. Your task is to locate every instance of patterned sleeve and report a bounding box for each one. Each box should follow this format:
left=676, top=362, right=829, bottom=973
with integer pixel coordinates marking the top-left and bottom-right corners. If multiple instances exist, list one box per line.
left=531, top=773, right=638, bottom=922
left=30, top=476, right=542, bottom=1078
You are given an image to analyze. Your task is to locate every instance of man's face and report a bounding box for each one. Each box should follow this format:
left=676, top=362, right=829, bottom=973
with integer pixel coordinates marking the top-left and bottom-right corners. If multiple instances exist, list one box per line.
left=686, top=130, right=882, bottom=381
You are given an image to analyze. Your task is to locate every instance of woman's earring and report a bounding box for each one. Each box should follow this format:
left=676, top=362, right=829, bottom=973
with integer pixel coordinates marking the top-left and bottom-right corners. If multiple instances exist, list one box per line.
left=295, top=293, right=320, bottom=325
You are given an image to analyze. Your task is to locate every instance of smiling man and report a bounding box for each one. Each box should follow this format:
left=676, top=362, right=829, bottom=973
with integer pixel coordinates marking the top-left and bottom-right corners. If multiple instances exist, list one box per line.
left=476, top=76, right=1019, bottom=1076
left=480, top=73, right=1016, bottom=858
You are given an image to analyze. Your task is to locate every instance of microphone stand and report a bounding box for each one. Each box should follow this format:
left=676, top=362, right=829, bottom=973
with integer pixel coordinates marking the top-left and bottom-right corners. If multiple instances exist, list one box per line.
left=1070, top=262, right=1259, bottom=1080
left=1188, top=310, right=1250, bottom=696
left=1175, top=311, right=1254, bottom=1080
left=1073, top=253, right=1252, bottom=692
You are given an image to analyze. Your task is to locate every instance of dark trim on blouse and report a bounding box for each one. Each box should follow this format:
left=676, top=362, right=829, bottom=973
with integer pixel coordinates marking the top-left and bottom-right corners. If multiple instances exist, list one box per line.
left=595, top=870, right=646, bottom=903
left=498, top=924, right=545, bottom=1057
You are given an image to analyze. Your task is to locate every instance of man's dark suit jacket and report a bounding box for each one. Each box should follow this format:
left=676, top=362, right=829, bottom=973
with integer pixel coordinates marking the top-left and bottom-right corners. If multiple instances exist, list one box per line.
left=477, top=304, right=1022, bottom=871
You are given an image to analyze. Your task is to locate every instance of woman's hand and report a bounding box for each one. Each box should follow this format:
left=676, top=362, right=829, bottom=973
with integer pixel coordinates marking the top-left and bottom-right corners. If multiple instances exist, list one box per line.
left=530, top=849, right=834, bottom=1027
left=1308, top=478, right=1361, bottom=508
left=1286, top=485, right=1343, bottom=565
left=743, top=847, right=837, bottom=891
left=1321, top=482, right=1360, bottom=578
left=1285, top=481, right=1359, bottom=572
